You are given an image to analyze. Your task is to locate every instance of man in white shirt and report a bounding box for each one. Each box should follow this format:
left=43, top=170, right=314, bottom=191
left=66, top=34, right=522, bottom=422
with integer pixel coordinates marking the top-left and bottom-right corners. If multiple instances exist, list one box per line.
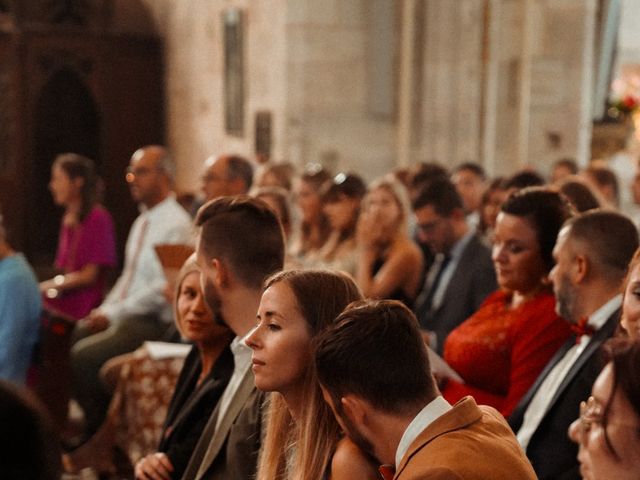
left=71, top=145, right=193, bottom=434
left=509, top=210, right=639, bottom=480
left=181, top=195, right=285, bottom=480
left=314, top=299, right=536, bottom=480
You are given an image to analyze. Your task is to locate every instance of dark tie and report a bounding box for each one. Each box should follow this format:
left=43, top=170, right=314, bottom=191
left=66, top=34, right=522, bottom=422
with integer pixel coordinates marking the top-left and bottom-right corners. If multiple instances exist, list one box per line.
left=571, top=316, right=595, bottom=342
left=378, top=464, right=395, bottom=480
left=422, top=253, right=451, bottom=312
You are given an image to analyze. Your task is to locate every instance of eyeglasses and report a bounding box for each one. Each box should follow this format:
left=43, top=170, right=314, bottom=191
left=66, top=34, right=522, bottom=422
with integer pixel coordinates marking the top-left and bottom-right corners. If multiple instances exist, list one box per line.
left=417, top=218, right=443, bottom=234
left=125, top=166, right=159, bottom=182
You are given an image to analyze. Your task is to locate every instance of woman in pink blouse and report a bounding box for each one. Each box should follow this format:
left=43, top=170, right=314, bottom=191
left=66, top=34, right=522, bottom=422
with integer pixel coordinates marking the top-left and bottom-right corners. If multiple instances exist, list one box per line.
left=40, top=153, right=117, bottom=321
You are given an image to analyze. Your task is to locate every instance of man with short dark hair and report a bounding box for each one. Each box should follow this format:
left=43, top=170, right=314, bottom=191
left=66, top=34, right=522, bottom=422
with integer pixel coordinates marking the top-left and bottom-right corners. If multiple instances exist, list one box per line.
left=181, top=195, right=285, bottom=480
left=510, top=209, right=639, bottom=479
left=451, top=162, right=486, bottom=228
left=315, top=299, right=537, bottom=480
left=412, top=177, right=496, bottom=352
left=200, top=154, right=253, bottom=202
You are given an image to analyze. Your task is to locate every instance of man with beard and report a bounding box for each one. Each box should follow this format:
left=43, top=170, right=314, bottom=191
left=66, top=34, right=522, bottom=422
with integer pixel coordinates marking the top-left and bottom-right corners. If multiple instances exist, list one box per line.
left=314, top=300, right=536, bottom=480
left=181, top=195, right=284, bottom=480
left=510, top=209, right=638, bottom=480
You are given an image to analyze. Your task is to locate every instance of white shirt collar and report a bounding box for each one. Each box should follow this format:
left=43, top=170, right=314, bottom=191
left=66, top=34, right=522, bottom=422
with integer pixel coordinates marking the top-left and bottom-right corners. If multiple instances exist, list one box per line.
left=395, top=396, right=452, bottom=467
left=231, top=334, right=253, bottom=361
left=586, top=294, right=621, bottom=331
left=138, top=193, right=176, bottom=217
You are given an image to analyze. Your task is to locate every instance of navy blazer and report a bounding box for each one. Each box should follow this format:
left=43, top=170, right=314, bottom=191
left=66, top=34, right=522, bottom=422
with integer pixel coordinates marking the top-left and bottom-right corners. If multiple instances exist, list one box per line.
left=159, top=345, right=234, bottom=480
left=508, top=308, right=620, bottom=480
left=415, top=234, right=496, bottom=353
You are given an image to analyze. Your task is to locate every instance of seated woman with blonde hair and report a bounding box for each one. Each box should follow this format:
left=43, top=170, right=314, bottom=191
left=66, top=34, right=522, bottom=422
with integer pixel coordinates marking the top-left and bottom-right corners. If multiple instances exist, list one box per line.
left=64, top=256, right=234, bottom=479
left=356, top=176, right=423, bottom=306
left=246, top=270, right=379, bottom=480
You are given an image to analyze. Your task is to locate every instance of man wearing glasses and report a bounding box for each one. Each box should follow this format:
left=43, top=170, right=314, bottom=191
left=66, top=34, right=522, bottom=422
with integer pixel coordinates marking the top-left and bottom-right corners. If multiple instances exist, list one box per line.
left=71, top=145, right=193, bottom=436
left=412, top=177, right=496, bottom=353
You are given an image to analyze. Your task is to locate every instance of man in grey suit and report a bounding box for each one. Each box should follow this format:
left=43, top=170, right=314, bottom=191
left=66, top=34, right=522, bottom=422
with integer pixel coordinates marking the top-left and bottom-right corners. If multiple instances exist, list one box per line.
left=412, top=177, right=496, bottom=353
left=181, top=196, right=285, bottom=480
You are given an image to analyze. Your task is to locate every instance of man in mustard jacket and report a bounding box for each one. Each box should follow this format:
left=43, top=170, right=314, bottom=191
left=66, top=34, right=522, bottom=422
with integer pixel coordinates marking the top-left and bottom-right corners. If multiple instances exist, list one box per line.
left=315, top=300, right=536, bottom=480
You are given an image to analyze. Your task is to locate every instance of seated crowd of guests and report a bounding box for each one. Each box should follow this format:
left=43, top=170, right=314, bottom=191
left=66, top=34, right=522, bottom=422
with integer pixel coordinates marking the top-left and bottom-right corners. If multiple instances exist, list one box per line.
left=1, top=149, right=640, bottom=480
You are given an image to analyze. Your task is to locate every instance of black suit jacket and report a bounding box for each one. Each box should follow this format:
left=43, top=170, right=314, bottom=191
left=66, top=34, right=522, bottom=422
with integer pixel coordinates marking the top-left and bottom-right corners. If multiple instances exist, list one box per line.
left=415, top=234, right=496, bottom=353
left=159, top=345, right=234, bottom=479
left=181, top=364, right=265, bottom=480
left=508, top=308, right=620, bottom=480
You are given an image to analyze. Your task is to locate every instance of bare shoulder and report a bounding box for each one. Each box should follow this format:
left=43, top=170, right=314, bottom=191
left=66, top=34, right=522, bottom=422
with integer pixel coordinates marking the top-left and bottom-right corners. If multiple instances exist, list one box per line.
left=388, top=238, right=422, bottom=264
left=330, top=437, right=379, bottom=480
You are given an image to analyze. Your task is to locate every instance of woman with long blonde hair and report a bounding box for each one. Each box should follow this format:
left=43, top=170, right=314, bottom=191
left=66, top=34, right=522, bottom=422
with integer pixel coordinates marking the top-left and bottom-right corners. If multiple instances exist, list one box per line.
left=246, top=270, right=379, bottom=480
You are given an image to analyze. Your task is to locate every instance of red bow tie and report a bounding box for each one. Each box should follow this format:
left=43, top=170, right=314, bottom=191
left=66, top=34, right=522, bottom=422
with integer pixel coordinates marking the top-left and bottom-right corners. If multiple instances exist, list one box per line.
left=571, top=316, right=595, bottom=341
left=379, top=464, right=395, bottom=480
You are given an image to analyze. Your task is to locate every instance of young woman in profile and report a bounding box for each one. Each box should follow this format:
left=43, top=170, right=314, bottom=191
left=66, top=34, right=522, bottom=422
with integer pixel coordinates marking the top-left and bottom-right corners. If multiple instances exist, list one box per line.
left=290, top=164, right=332, bottom=266
left=246, top=270, right=379, bottom=480
left=317, top=173, right=367, bottom=277
left=40, top=153, right=117, bottom=320
left=355, top=176, right=423, bottom=306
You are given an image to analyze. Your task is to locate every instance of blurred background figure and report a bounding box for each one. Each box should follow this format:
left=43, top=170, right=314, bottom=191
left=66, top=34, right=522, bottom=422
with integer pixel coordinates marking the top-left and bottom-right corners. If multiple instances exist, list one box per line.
left=255, top=161, right=296, bottom=192
left=549, top=158, right=579, bottom=185
left=0, top=213, right=41, bottom=385
left=582, top=165, right=620, bottom=209
left=356, top=176, right=423, bottom=305
left=477, top=177, right=509, bottom=245
left=317, top=172, right=367, bottom=276
left=290, top=164, right=332, bottom=266
left=557, top=177, right=602, bottom=213
left=0, top=380, right=61, bottom=480
left=451, top=162, right=487, bottom=231
left=40, top=153, right=117, bottom=322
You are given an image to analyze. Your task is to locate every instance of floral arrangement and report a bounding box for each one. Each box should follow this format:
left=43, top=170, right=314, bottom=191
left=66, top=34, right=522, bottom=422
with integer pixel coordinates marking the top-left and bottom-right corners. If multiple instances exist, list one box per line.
left=609, top=73, right=640, bottom=116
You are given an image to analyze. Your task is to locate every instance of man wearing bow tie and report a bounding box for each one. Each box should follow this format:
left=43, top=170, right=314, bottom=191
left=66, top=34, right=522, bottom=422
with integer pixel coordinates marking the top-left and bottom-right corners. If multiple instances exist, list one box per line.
left=509, top=210, right=639, bottom=480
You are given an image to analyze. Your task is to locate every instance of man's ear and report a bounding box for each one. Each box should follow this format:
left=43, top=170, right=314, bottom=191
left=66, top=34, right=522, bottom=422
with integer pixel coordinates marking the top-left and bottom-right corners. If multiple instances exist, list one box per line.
left=211, top=258, right=230, bottom=288
left=341, top=394, right=369, bottom=427
left=573, top=254, right=588, bottom=284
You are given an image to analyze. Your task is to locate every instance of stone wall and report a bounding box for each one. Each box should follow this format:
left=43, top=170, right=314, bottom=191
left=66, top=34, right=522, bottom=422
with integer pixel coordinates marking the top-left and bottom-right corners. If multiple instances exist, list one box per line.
left=137, top=0, right=610, bottom=192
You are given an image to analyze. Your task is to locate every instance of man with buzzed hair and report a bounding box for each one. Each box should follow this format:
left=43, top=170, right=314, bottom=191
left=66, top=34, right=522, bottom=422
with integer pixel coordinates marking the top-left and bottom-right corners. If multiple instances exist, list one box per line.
left=201, top=154, right=253, bottom=202
left=71, top=145, right=193, bottom=435
left=315, top=300, right=536, bottom=479
left=510, top=209, right=639, bottom=479
left=181, top=195, right=284, bottom=480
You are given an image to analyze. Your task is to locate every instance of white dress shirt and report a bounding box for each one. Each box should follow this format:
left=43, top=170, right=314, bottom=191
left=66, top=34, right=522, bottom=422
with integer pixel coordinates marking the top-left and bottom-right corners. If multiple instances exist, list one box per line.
left=516, top=294, right=621, bottom=449
left=215, top=335, right=253, bottom=430
left=101, top=195, right=193, bottom=324
left=395, top=396, right=452, bottom=467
